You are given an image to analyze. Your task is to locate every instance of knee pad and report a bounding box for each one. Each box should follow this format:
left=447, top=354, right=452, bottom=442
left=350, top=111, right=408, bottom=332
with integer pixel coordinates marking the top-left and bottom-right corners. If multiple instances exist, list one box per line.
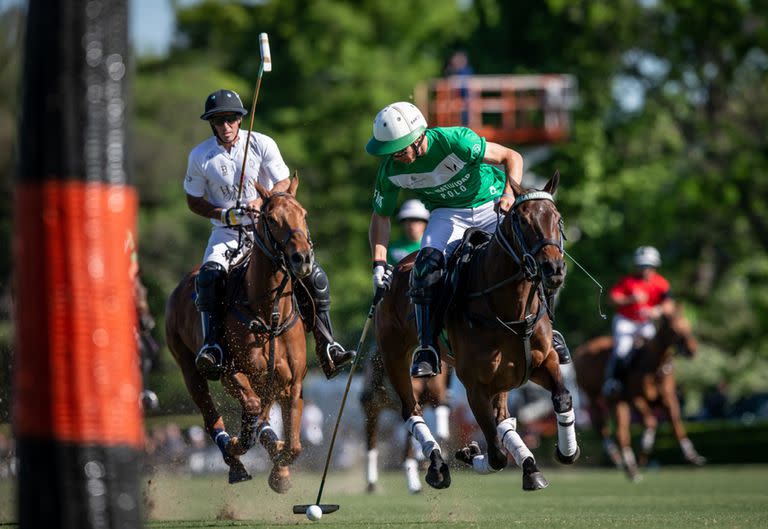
left=552, top=392, right=573, bottom=414
left=195, top=262, right=227, bottom=311
left=305, top=263, right=331, bottom=311
left=409, top=248, right=445, bottom=304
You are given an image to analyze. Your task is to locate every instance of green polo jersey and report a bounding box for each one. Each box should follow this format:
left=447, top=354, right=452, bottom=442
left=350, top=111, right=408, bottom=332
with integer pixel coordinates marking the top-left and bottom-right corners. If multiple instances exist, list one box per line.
left=387, top=238, right=421, bottom=265
left=372, top=127, right=505, bottom=216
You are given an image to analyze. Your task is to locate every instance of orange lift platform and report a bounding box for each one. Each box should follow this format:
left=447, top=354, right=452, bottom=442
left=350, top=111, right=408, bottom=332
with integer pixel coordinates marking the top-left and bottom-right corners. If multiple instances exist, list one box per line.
left=414, top=74, right=577, bottom=145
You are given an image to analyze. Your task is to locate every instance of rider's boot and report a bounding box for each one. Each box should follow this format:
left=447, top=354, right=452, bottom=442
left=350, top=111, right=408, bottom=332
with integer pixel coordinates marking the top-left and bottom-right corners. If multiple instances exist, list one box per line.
left=297, top=263, right=355, bottom=379
left=194, top=262, right=227, bottom=380
left=409, top=248, right=445, bottom=378
left=552, top=329, right=572, bottom=364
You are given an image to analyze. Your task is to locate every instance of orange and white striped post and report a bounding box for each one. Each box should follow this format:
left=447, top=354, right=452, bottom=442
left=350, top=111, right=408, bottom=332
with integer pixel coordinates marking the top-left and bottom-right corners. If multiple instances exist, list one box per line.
left=14, top=1, right=142, bottom=527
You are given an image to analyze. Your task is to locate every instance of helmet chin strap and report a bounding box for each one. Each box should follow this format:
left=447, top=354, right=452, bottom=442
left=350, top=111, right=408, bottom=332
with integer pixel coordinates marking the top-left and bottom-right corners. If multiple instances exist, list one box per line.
left=413, top=133, right=426, bottom=158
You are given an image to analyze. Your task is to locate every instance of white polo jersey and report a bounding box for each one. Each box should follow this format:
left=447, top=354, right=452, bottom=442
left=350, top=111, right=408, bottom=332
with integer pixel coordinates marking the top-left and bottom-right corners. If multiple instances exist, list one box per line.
left=184, top=129, right=290, bottom=227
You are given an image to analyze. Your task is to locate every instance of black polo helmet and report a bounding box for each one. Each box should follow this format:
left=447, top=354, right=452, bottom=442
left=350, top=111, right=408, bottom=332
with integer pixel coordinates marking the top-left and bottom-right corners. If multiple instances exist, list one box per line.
left=200, top=89, right=248, bottom=120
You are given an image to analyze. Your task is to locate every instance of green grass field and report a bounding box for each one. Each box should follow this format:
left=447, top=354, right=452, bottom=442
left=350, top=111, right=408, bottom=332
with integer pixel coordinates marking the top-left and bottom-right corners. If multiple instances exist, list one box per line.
left=2, top=465, right=767, bottom=528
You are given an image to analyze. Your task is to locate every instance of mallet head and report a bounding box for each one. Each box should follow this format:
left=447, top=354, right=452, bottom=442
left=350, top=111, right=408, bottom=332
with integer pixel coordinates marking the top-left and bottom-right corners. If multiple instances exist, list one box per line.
left=259, top=32, right=272, bottom=72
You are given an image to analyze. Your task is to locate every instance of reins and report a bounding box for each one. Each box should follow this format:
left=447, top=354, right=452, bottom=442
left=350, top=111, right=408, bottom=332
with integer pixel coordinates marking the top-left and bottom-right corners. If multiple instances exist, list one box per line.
left=465, top=192, right=564, bottom=386
left=228, top=195, right=310, bottom=382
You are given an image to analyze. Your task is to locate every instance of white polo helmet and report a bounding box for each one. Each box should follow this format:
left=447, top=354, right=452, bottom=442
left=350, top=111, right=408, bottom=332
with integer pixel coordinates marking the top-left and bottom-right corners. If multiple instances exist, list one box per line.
left=397, top=199, right=430, bottom=222
left=365, top=101, right=427, bottom=156
left=634, top=246, right=661, bottom=268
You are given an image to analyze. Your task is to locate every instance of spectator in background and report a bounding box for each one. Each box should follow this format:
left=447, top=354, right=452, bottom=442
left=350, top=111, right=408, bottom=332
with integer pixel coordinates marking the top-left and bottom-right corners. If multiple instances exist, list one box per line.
left=444, top=50, right=474, bottom=126
left=387, top=199, right=430, bottom=265
left=603, top=246, right=673, bottom=398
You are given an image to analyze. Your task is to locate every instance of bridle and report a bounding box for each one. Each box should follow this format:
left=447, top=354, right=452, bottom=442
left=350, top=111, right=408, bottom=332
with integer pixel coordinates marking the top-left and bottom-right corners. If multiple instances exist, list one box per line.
left=250, top=192, right=314, bottom=271
left=495, top=191, right=565, bottom=282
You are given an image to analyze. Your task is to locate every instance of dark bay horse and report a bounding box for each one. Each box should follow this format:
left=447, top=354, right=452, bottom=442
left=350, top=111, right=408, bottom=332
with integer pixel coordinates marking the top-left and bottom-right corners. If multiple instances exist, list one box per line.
left=360, top=345, right=451, bottom=493
left=573, top=301, right=705, bottom=481
left=376, top=172, right=580, bottom=492
left=165, top=176, right=311, bottom=491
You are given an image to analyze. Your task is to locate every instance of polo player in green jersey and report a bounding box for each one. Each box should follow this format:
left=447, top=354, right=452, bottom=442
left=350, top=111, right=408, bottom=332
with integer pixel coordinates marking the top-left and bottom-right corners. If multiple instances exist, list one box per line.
left=366, top=101, right=571, bottom=378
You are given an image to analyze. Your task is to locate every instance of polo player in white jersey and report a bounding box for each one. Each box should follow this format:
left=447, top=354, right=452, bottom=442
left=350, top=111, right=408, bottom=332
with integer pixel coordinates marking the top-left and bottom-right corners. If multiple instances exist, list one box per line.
left=366, top=101, right=571, bottom=377
left=184, top=88, right=354, bottom=380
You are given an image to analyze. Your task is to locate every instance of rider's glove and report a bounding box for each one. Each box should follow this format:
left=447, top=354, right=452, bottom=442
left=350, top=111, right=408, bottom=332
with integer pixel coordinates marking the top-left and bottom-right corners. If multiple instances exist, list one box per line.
left=372, top=260, right=394, bottom=295
left=221, top=206, right=248, bottom=227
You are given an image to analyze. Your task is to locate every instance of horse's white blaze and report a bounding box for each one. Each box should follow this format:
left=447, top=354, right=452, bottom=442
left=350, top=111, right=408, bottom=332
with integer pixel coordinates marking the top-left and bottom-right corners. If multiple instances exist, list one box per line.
left=404, top=457, right=422, bottom=492
left=366, top=448, right=379, bottom=485
left=435, top=404, right=450, bottom=440
left=496, top=417, right=535, bottom=466
left=556, top=409, right=578, bottom=457
left=405, top=415, right=440, bottom=459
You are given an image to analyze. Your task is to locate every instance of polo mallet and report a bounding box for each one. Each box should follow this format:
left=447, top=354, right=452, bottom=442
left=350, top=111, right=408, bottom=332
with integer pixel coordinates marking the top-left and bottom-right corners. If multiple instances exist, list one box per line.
left=236, top=32, right=272, bottom=207
left=293, top=288, right=386, bottom=516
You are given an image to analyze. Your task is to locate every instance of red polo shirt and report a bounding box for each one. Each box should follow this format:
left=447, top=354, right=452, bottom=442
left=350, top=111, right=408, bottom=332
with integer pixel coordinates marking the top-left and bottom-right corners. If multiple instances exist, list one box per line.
left=610, top=271, right=670, bottom=322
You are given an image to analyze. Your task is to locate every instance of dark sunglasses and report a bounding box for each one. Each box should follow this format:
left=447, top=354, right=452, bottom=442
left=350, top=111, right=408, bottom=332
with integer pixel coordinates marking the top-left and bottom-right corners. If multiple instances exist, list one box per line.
left=210, top=114, right=241, bottom=127
left=393, top=133, right=425, bottom=157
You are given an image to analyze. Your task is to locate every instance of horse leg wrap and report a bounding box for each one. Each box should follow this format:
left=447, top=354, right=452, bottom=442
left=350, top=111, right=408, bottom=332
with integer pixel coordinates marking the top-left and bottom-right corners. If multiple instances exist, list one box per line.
left=496, top=418, right=535, bottom=467
left=406, top=416, right=440, bottom=459
left=471, top=454, right=500, bottom=475
left=680, top=437, right=698, bottom=460
left=641, top=427, right=656, bottom=454
left=211, top=428, right=231, bottom=458
left=256, top=422, right=278, bottom=447
left=435, top=405, right=450, bottom=441
left=366, top=449, right=379, bottom=485
left=555, top=409, right=578, bottom=458
left=622, top=446, right=638, bottom=469
left=404, top=458, right=422, bottom=492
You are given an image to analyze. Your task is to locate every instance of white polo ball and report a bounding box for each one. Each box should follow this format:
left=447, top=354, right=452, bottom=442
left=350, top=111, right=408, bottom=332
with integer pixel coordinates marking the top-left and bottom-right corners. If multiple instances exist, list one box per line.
left=306, top=505, right=323, bottom=521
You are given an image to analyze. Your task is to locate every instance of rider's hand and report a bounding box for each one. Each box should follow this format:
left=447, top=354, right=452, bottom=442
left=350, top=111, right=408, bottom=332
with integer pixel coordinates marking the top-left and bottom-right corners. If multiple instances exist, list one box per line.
left=372, top=260, right=394, bottom=294
left=497, top=193, right=515, bottom=213
left=221, top=206, right=248, bottom=227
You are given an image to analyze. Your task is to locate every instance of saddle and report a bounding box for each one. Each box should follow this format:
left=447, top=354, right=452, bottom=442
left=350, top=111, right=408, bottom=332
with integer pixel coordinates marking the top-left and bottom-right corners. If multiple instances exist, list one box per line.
left=431, top=228, right=493, bottom=349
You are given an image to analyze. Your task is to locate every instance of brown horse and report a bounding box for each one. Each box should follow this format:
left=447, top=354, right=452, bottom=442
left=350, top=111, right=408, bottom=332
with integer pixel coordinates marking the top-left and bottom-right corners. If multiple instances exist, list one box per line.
left=376, top=172, right=579, bottom=491
left=573, top=300, right=706, bottom=481
left=165, top=176, right=311, bottom=491
left=360, top=345, right=451, bottom=493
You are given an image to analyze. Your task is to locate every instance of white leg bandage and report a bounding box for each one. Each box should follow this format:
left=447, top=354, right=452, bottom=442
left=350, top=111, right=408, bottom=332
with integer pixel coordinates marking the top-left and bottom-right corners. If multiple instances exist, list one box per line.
left=496, top=417, right=534, bottom=467
left=641, top=428, right=656, bottom=454
left=257, top=422, right=276, bottom=444
left=622, top=446, right=637, bottom=468
left=435, top=405, right=450, bottom=441
left=680, top=437, right=697, bottom=458
left=405, top=416, right=440, bottom=459
left=555, top=409, right=578, bottom=457
left=366, top=449, right=379, bottom=485
left=403, top=457, right=421, bottom=493
left=471, top=454, right=500, bottom=475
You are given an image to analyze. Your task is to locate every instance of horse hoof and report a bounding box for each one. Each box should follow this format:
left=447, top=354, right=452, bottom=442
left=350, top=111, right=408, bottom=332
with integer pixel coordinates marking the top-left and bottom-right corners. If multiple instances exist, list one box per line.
left=521, top=457, right=549, bottom=491
left=455, top=442, right=482, bottom=466
left=554, top=446, right=581, bottom=465
left=425, top=450, right=451, bottom=490
left=687, top=454, right=707, bottom=466
left=268, top=465, right=292, bottom=494
left=366, top=482, right=377, bottom=494
left=228, top=465, right=252, bottom=484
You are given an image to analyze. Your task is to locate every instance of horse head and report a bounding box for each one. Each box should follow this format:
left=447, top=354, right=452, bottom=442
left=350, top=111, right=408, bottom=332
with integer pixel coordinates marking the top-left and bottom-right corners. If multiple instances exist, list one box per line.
left=252, top=175, right=315, bottom=278
left=658, top=300, right=698, bottom=358
left=505, top=171, right=566, bottom=292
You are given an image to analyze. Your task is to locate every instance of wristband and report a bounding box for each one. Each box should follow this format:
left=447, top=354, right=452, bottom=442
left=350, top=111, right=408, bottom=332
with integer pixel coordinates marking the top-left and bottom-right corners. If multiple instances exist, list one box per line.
left=373, top=260, right=387, bottom=269
left=501, top=193, right=515, bottom=199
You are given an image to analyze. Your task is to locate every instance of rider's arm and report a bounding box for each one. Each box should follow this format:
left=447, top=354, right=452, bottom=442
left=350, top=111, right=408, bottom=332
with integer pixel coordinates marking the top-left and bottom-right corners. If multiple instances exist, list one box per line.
left=186, top=193, right=223, bottom=221
left=369, top=212, right=392, bottom=264
left=483, top=141, right=524, bottom=195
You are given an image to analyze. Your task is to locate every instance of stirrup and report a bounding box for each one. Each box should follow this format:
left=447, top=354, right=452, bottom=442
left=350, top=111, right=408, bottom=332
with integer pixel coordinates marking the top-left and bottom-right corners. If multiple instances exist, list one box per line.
left=411, top=345, right=440, bottom=378
left=196, top=343, right=224, bottom=380
left=318, top=341, right=355, bottom=380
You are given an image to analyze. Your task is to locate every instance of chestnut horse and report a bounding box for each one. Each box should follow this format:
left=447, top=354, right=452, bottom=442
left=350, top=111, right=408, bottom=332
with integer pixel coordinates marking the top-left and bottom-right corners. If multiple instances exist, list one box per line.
left=376, top=172, right=580, bottom=492
left=573, top=301, right=705, bottom=481
left=165, top=176, right=311, bottom=491
left=360, top=347, right=451, bottom=493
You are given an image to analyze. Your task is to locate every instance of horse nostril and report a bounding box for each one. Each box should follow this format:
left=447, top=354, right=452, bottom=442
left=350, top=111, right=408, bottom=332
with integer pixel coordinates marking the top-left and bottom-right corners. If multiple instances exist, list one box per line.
left=290, top=253, right=305, bottom=266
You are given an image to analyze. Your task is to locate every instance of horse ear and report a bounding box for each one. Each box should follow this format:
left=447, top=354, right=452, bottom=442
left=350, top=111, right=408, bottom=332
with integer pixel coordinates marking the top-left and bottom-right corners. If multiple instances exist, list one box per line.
left=544, top=170, right=560, bottom=195
left=288, top=170, right=299, bottom=196
left=253, top=181, right=271, bottom=201
left=509, top=178, right=524, bottom=197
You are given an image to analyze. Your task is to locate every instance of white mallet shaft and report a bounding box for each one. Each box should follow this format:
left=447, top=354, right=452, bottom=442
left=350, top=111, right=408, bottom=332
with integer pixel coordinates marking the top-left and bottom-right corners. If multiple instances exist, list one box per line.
left=259, top=32, right=272, bottom=72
